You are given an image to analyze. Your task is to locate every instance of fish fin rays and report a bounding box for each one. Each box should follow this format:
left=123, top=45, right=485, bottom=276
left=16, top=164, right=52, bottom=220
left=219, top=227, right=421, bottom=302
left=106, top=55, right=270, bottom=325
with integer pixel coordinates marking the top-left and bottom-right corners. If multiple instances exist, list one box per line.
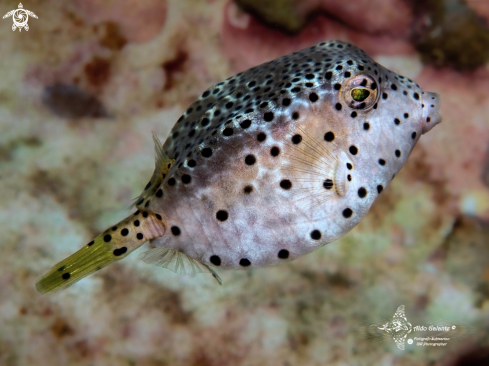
left=138, top=247, right=222, bottom=285
left=130, top=133, right=174, bottom=209
left=35, top=212, right=165, bottom=295
left=282, top=126, right=339, bottom=210
left=35, top=238, right=117, bottom=295
left=152, top=132, right=173, bottom=174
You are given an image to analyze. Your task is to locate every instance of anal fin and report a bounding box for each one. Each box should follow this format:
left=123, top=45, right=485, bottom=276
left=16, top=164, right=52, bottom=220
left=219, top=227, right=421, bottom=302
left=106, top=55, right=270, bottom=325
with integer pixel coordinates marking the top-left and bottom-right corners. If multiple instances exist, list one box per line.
left=139, top=248, right=222, bottom=285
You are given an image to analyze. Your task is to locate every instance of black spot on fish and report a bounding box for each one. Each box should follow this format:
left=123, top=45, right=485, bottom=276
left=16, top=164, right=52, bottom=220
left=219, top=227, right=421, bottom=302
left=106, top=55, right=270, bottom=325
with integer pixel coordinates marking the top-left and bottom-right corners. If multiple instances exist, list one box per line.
left=310, top=230, right=321, bottom=240
left=323, top=179, right=333, bottom=190
left=324, top=132, right=335, bottom=141
left=358, top=187, right=367, bottom=198
left=113, top=247, right=127, bottom=256
left=216, top=210, right=229, bottom=221
left=278, top=249, right=289, bottom=259
left=291, top=134, right=302, bottom=144
left=210, top=255, right=221, bottom=266
left=239, top=258, right=251, bottom=267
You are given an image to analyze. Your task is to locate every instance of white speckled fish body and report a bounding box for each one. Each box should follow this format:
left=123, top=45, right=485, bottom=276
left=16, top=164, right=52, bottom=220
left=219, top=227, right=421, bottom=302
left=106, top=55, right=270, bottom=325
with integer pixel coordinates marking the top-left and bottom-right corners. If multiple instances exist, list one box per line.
left=36, top=40, right=442, bottom=294
left=143, top=40, right=441, bottom=270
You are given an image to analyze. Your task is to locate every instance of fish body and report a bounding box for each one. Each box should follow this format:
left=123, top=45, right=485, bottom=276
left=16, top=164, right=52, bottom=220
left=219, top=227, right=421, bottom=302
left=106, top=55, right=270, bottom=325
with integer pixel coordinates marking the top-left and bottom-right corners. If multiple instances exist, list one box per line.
left=36, top=40, right=442, bottom=294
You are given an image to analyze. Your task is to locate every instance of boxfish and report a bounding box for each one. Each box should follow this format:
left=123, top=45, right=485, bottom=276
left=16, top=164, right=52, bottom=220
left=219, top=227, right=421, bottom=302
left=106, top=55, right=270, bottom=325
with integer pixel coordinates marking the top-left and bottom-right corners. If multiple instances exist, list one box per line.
left=36, top=40, right=442, bottom=294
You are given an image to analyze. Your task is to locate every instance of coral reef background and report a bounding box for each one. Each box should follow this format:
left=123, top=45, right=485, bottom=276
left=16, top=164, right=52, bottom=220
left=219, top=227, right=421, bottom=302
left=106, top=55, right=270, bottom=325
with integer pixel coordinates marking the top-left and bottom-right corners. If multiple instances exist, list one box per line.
left=0, top=0, right=488, bottom=365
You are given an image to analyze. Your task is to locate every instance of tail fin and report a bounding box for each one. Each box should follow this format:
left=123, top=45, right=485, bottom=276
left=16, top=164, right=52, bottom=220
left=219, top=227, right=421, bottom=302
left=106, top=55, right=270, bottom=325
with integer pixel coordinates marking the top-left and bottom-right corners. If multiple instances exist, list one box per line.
left=35, top=210, right=166, bottom=294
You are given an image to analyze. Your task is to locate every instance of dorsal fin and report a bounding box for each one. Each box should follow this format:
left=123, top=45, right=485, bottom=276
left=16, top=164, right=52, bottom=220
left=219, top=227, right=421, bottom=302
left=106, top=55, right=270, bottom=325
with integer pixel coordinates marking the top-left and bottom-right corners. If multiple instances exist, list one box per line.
left=139, top=247, right=222, bottom=285
left=131, top=133, right=175, bottom=208
left=152, top=132, right=173, bottom=176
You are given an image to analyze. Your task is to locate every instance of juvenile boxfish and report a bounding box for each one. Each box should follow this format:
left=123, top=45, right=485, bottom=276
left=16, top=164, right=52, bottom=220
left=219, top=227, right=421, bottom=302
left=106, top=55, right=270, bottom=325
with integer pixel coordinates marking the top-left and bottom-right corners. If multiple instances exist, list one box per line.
left=36, top=40, right=442, bottom=294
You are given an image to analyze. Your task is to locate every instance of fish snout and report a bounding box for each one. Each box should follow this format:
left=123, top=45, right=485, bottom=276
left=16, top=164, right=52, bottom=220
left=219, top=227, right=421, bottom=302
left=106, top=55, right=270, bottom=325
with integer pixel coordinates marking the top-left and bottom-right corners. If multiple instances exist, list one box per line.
left=421, top=92, right=442, bottom=134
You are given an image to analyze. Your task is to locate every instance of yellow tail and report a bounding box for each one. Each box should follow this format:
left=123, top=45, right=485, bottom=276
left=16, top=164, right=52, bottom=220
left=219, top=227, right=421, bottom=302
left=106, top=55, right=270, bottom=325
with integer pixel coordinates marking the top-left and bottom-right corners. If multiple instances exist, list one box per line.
left=35, top=210, right=166, bottom=294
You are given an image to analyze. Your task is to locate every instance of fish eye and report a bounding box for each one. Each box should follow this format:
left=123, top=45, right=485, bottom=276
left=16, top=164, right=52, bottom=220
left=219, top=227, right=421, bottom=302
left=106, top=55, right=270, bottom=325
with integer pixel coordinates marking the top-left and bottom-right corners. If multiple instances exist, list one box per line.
left=351, top=88, right=370, bottom=101
left=341, top=74, right=379, bottom=110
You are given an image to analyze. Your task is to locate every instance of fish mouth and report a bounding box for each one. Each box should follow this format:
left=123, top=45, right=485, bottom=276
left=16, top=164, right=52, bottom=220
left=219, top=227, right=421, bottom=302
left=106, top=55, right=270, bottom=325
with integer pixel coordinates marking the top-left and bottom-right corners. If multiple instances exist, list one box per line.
left=421, top=92, right=442, bottom=134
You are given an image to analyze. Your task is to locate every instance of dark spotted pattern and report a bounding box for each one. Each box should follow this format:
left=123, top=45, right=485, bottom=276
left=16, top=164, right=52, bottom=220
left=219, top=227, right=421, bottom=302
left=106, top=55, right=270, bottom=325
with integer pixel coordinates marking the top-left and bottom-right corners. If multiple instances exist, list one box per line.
left=141, top=40, right=440, bottom=272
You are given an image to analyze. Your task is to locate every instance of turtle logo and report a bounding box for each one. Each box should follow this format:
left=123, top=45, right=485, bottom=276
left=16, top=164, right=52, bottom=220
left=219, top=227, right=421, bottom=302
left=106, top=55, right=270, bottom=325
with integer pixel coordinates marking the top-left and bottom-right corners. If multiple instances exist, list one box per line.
left=3, top=3, right=37, bottom=32
left=378, top=305, right=413, bottom=350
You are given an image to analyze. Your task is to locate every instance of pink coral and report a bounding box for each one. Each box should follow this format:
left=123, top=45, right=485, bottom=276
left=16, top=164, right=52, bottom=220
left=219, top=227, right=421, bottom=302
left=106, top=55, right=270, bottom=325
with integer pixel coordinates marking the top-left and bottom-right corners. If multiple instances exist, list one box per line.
left=222, top=1, right=415, bottom=73
left=73, top=0, right=167, bottom=43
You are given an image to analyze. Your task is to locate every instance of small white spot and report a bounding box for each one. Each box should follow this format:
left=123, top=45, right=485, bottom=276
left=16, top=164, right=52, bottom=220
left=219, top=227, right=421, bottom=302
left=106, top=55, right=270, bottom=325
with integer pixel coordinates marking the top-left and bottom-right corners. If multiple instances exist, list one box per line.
left=227, top=2, right=250, bottom=29
left=461, top=195, right=477, bottom=215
